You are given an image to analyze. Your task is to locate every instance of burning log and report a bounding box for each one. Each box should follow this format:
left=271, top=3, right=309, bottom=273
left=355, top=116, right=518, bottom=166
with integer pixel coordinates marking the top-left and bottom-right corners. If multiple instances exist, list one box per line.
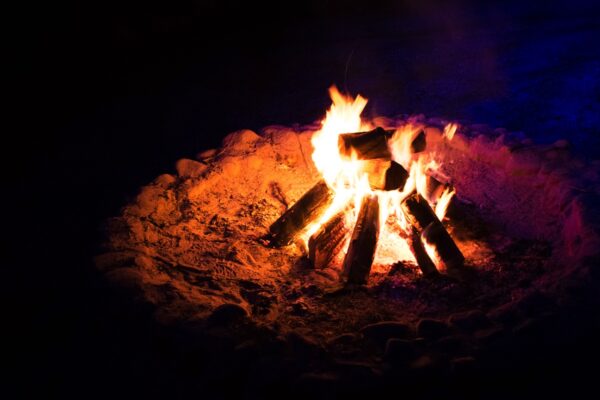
left=355, top=159, right=409, bottom=191
left=401, top=191, right=464, bottom=271
left=410, top=130, right=427, bottom=153
left=269, top=179, right=335, bottom=247
left=308, top=210, right=350, bottom=269
left=424, top=174, right=454, bottom=204
left=405, top=228, right=438, bottom=277
left=341, top=194, right=380, bottom=284
left=338, top=127, right=393, bottom=160
left=421, top=223, right=464, bottom=271
left=338, top=127, right=429, bottom=161
left=385, top=161, right=410, bottom=191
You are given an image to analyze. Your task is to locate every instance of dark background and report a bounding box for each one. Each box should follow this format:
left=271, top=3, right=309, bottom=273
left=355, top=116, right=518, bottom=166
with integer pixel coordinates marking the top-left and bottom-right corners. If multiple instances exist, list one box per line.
left=11, top=0, right=600, bottom=398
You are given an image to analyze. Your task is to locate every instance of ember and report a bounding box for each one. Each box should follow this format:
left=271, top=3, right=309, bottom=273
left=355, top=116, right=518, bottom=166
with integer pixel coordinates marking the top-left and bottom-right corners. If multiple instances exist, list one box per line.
left=268, top=87, right=464, bottom=282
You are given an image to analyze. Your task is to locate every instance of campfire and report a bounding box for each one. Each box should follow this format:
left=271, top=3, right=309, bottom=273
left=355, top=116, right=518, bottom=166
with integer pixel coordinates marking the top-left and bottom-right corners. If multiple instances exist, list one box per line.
left=269, top=87, right=464, bottom=283
left=97, top=82, right=599, bottom=399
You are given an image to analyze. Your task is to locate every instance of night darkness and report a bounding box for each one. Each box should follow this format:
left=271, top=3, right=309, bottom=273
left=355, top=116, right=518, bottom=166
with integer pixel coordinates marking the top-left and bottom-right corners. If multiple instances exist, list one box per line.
left=11, top=0, right=600, bottom=398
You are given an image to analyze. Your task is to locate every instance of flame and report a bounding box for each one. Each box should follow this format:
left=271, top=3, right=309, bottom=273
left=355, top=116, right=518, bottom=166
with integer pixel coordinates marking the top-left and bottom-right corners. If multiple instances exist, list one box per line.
left=435, top=187, right=455, bottom=220
left=304, top=86, right=458, bottom=270
left=423, top=236, right=443, bottom=271
left=311, top=86, right=370, bottom=185
left=443, top=123, right=458, bottom=141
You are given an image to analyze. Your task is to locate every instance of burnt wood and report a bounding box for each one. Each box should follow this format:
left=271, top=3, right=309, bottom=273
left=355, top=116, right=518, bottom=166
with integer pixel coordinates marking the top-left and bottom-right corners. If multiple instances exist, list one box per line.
left=422, top=222, right=465, bottom=271
left=341, top=194, right=380, bottom=284
left=352, top=159, right=409, bottom=191
left=357, top=158, right=391, bottom=190
left=308, top=210, right=350, bottom=269
left=411, top=130, right=427, bottom=153
left=406, top=228, right=439, bottom=276
left=269, top=179, right=335, bottom=247
left=424, top=175, right=454, bottom=204
left=401, top=191, right=464, bottom=271
left=385, top=161, right=410, bottom=191
left=338, top=127, right=394, bottom=160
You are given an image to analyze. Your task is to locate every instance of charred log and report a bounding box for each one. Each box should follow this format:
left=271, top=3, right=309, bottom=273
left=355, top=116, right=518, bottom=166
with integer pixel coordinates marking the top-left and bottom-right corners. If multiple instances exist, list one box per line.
left=424, top=175, right=454, bottom=204
left=405, top=228, right=438, bottom=277
left=401, top=191, right=464, bottom=271
left=411, top=130, right=427, bottom=153
left=385, top=161, right=410, bottom=191
left=356, top=159, right=391, bottom=190
left=338, top=127, right=393, bottom=160
left=422, top=222, right=464, bottom=271
left=353, top=159, right=409, bottom=191
left=308, top=210, right=350, bottom=269
left=269, top=179, right=335, bottom=247
left=338, top=126, right=428, bottom=161
left=341, top=194, right=380, bottom=285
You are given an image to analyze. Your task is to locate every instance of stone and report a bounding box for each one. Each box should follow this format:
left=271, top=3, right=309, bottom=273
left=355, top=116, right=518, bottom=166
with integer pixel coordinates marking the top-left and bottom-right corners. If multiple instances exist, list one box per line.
left=384, top=339, right=416, bottom=364
left=233, top=340, right=260, bottom=365
left=332, top=360, right=378, bottom=380
left=294, top=372, right=340, bottom=397
left=433, top=335, right=465, bottom=353
left=475, top=327, right=506, bottom=347
left=153, top=173, right=176, bottom=187
left=196, top=148, right=218, bottom=160
left=449, top=310, right=492, bottom=332
left=451, top=356, right=476, bottom=374
left=207, top=303, right=248, bottom=326
left=410, top=355, right=437, bottom=372
left=417, top=319, right=450, bottom=339
left=175, top=158, right=208, bottom=178
left=222, top=129, right=261, bottom=151
left=360, top=321, right=413, bottom=346
left=512, top=318, right=544, bottom=341
left=487, top=303, right=522, bottom=327
left=327, top=333, right=358, bottom=347
left=517, top=291, right=556, bottom=316
left=285, top=332, right=323, bottom=357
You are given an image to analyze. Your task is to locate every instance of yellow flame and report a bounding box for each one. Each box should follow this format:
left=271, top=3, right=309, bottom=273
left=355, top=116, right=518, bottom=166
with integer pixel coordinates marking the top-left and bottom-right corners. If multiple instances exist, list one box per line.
left=443, top=123, right=458, bottom=141
left=388, top=124, right=422, bottom=167
left=311, top=86, right=370, bottom=185
left=435, top=187, right=455, bottom=220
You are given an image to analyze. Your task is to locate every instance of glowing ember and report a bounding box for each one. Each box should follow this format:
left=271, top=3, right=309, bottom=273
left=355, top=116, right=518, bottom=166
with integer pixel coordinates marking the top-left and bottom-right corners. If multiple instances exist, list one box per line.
left=303, top=86, right=459, bottom=272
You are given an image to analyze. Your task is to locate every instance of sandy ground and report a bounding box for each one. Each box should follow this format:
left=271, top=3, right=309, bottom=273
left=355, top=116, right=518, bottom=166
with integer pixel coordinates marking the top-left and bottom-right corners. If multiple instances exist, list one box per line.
left=97, top=118, right=599, bottom=345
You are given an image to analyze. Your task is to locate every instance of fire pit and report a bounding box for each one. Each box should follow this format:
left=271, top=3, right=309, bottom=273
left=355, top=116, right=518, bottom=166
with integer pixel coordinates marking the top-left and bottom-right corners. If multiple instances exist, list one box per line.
left=268, top=88, right=464, bottom=283
left=97, top=86, right=600, bottom=396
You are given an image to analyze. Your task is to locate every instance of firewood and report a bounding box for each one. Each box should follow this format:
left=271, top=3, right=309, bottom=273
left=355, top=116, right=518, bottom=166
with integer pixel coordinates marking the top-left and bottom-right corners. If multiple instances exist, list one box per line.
left=385, top=161, right=410, bottom=191
left=411, top=130, right=427, bottom=153
left=400, top=191, right=464, bottom=271
left=338, top=127, right=394, bottom=160
left=424, top=174, right=454, bottom=204
left=405, top=228, right=438, bottom=276
left=338, top=126, right=428, bottom=161
left=308, top=210, right=350, bottom=269
left=341, top=194, right=380, bottom=284
left=422, top=222, right=464, bottom=271
left=353, top=159, right=409, bottom=191
left=269, top=179, right=335, bottom=247
left=356, top=158, right=391, bottom=190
